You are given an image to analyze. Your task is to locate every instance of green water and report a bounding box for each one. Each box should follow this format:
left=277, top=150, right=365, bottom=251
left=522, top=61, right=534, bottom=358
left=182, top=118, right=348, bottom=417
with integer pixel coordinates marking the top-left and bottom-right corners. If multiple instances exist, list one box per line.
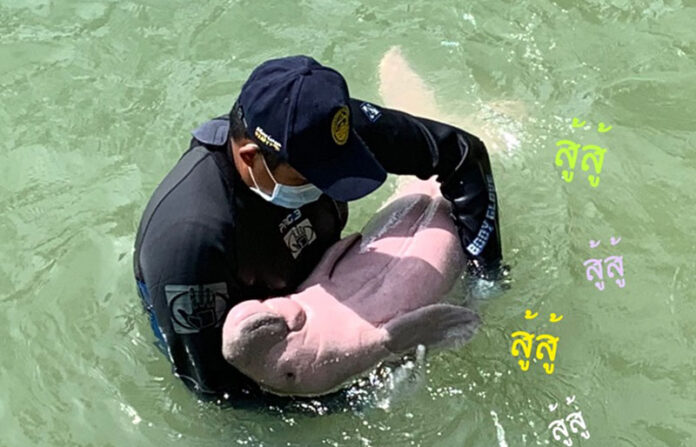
left=2, top=0, right=695, bottom=445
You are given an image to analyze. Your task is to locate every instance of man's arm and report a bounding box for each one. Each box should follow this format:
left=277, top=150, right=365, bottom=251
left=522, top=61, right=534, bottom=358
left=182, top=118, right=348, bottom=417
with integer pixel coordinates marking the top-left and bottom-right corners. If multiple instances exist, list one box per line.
left=350, top=98, right=503, bottom=278
left=137, top=220, right=251, bottom=398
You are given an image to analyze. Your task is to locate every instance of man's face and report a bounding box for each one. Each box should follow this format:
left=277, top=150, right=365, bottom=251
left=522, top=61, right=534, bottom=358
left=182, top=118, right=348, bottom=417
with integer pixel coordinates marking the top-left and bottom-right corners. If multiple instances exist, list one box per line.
left=231, top=138, right=310, bottom=194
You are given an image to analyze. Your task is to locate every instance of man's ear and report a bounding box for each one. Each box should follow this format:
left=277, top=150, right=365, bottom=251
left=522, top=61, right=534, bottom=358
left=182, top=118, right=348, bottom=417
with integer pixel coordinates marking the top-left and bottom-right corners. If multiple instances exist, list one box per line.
left=237, top=142, right=259, bottom=168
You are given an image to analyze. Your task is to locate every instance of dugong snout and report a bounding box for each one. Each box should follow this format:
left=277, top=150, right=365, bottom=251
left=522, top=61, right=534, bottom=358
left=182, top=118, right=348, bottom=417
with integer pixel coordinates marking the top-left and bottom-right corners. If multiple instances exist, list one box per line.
left=222, top=312, right=289, bottom=366
left=222, top=299, right=307, bottom=372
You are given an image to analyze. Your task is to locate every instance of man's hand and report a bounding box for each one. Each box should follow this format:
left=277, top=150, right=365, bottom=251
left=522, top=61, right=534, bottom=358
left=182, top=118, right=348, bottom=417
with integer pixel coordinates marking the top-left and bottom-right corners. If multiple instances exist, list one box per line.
left=440, top=158, right=507, bottom=281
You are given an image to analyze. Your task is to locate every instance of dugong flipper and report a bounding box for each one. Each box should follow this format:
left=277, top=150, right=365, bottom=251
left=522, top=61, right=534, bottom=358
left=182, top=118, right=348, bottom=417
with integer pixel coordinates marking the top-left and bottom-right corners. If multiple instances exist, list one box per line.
left=383, top=304, right=479, bottom=354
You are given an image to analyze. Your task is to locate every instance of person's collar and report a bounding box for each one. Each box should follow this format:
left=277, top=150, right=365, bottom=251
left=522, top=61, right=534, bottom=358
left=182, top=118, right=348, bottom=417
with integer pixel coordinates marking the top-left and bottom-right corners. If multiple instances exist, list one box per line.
left=190, top=118, right=229, bottom=146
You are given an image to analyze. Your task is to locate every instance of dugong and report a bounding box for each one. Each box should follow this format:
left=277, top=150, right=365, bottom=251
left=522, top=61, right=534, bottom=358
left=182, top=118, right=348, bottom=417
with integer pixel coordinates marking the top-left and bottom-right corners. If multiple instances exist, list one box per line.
left=222, top=179, right=480, bottom=396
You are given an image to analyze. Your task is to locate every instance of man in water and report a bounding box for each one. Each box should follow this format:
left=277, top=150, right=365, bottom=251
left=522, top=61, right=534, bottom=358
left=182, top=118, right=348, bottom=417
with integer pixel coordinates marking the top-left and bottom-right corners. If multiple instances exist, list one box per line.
left=133, top=55, right=504, bottom=402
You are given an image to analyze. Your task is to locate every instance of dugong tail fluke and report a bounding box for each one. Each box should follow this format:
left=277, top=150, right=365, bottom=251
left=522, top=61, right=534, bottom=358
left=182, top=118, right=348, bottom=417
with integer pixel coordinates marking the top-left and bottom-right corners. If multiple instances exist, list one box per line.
left=378, top=45, right=525, bottom=154
left=378, top=46, right=440, bottom=120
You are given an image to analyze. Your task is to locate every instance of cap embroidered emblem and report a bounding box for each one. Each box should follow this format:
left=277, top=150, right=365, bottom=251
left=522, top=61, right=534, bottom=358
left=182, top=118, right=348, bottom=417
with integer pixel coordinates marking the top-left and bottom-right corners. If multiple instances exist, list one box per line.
left=331, top=106, right=350, bottom=146
left=254, top=126, right=282, bottom=152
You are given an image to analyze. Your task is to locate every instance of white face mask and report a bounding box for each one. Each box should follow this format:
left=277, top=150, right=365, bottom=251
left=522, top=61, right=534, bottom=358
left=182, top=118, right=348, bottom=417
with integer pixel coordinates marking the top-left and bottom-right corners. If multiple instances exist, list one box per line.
left=247, top=151, right=323, bottom=209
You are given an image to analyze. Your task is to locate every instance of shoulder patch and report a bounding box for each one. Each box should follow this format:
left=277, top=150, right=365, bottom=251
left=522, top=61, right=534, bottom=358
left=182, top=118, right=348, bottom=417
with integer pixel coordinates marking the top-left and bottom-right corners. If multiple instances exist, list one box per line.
left=165, top=283, right=230, bottom=334
left=360, top=102, right=382, bottom=123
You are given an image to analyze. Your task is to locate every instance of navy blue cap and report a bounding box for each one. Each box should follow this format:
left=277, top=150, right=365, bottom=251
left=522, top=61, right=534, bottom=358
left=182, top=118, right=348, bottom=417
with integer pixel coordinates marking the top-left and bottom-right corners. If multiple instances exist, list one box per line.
left=236, top=55, right=387, bottom=201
